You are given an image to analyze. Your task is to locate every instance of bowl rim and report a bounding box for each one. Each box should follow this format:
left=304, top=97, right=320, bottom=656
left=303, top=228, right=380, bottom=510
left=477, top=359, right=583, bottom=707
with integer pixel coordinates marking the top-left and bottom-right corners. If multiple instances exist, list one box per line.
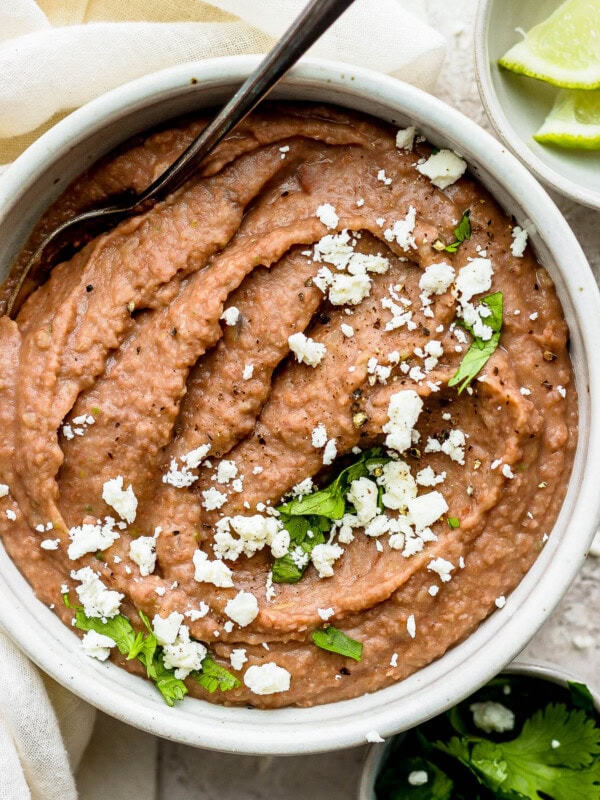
left=0, top=54, right=599, bottom=755
left=357, top=658, right=600, bottom=799
left=473, top=0, right=600, bottom=211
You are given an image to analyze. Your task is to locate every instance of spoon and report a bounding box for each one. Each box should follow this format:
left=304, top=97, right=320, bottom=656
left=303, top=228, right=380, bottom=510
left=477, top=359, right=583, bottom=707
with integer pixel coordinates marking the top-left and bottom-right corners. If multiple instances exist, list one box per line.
left=6, top=0, right=356, bottom=317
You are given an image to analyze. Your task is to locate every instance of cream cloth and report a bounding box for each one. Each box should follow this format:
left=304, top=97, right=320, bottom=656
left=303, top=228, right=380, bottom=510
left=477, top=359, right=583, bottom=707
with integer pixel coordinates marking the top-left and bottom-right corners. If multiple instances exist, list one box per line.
left=0, top=2, right=446, bottom=798
left=0, top=0, right=447, bottom=163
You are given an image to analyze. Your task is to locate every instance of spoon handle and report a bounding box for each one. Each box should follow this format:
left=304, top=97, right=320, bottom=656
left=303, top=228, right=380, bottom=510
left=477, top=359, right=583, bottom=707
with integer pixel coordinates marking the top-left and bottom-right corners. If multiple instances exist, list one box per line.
left=138, top=0, right=356, bottom=201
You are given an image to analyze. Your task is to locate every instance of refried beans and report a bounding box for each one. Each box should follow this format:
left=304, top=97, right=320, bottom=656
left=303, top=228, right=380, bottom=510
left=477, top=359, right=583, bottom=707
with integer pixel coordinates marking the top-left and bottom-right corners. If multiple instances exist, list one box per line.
left=0, top=104, right=577, bottom=708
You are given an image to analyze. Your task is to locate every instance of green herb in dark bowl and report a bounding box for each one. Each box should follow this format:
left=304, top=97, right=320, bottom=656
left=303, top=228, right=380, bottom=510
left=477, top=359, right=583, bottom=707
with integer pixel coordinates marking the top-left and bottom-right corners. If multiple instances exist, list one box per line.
left=374, top=674, right=600, bottom=800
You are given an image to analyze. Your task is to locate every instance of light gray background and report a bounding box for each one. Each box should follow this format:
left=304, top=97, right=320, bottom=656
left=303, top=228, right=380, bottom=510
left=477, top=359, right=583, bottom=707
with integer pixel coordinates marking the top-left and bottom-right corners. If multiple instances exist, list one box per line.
left=157, top=1, right=600, bottom=795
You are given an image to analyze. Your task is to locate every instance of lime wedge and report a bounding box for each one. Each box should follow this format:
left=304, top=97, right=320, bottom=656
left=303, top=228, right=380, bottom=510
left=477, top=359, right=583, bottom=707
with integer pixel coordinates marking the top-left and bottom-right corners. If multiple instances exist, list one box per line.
left=499, top=0, right=600, bottom=89
left=534, top=89, right=600, bottom=148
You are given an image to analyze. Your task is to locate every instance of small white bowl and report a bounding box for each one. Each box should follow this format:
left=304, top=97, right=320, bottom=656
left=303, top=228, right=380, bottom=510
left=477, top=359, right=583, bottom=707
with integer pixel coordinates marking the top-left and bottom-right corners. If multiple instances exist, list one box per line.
left=0, top=55, right=599, bottom=755
left=357, top=659, right=600, bottom=799
left=475, top=0, right=600, bottom=209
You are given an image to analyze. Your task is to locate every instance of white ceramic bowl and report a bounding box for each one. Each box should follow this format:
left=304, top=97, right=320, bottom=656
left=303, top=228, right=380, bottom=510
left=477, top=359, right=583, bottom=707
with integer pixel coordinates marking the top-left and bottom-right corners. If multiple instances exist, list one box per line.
left=357, top=659, right=600, bottom=799
left=0, top=55, right=599, bottom=755
left=474, top=0, right=600, bottom=209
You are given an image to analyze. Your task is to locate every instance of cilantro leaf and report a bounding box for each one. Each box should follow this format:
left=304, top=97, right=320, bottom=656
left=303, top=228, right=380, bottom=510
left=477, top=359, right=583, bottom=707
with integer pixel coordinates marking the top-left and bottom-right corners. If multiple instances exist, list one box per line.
left=436, top=703, right=600, bottom=800
left=375, top=756, right=453, bottom=800
left=448, top=292, right=503, bottom=393
left=311, top=626, right=363, bottom=661
left=272, top=448, right=391, bottom=583
left=443, top=210, right=471, bottom=253
left=192, top=657, right=241, bottom=694
left=271, top=515, right=328, bottom=583
left=144, top=654, right=188, bottom=707
left=501, top=704, right=600, bottom=770
left=66, top=597, right=237, bottom=706
left=278, top=447, right=390, bottom=520
left=568, top=681, right=596, bottom=715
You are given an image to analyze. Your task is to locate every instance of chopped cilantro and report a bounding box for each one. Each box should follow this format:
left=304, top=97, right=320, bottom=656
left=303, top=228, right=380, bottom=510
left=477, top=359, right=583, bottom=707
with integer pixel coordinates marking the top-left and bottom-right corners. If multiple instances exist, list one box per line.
left=272, top=448, right=391, bottom=584
left=311, top=626, right=363, bottom=661
left=436, top=704, right=600, bottom=799
left=64, top=596, right=236, bottom=706
left=443, top=210, right=471, bottom=253
left=192, top=657, right=240, bottom=694
left=447, top=517, right=460, bottom=529
left=375, top=675, right=600, bottom=800
left=448, top=292, right=503, bottom=393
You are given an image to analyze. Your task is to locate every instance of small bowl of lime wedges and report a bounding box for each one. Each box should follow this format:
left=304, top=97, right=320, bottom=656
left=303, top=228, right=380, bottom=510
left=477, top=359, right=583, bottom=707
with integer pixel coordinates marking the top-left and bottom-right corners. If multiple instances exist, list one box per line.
left=475, top=0, right=600, bottom=209
left=358, top=659, right=600, bottom=799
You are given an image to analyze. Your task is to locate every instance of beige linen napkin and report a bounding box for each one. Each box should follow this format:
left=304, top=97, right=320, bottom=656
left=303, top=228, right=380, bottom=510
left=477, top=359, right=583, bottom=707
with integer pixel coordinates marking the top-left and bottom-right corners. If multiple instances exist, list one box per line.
left=0, top=2, right=446, bottom=798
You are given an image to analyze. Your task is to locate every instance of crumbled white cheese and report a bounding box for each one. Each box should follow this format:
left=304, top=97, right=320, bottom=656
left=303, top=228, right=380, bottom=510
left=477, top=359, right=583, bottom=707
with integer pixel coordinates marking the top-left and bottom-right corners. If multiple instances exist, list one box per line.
left=242, top=364, right=254, bottom=380
left=455, top=259, right=494, bottom=303
left=213, top=514, right=284, bottom=561
left=244, top=663, right=291, bottom=695
left=41, top=538, right=60, bottom=550
left=311, top=543, right=344, bottom=578
left=192, top=550, right=234, bottom=587
left=230, top=648, right=248, bottom=670
left=225, top=591, right=259, bottom=627
left=162, top=625, right=207, bottom=679
left=471, top=701, right=515, bottom=733
left=347, top=477, right=380, bottom=523
left=328, top=272, right=372, bottom=306
left=419, top=262, right=456, bottom=300
left=68, top=517, right=121, bottom=560
left=415, top=466, right=446, bottom=487
left=427, top=557, right=455, bottom=583
left=162, top=444, right=211, bottom=488
left=129, top=533, right=158, bottom=576
left=379, top=461, right=417, bottom=510
left=322, top=439, right=337, bottom=466
left=416, top=149, right=467, bottom=189
left=220, top=306, right=240, bottom=326
left=201, top=487, right=227, bottom=511
left=383, top=390, right=423, bottom=453
left=315, top=203, right=339, bottom=230
left=384, top=206, right=417, bottom=252
left=81, top=629, right=116, bottom=662
left=510, top=226, right=528, bottom=257
left=0, top=484, right=9, bottom=498
left=341, top=323, right=354, bottom=338
left=215, top=460, right=238, bottom=485
left=101, top=476, right=137, bottom=524
left=495, top=595, right=506, bottom=609
left=406, top=614, right=416, bottom=638
left=152, top=611, right=185, bottom=646
left=377, top=168, right=392, bottom=186
left=390, top=652, right=398, bottom=667
left=395, top=126, right=416, bottom=151
left=425, top=429, right=466, bottom=465
left=428, top=585, right=440, bottom=597
left=407, top=492, right=448, bottom=531
left=71, top=566, right=123, bottom=619
left=311, top=423, right=328, bottom=448
left=288, top=332, right=327, bottom=367
left=408, top=771, right=428, bottom=786
left=318, top=607, right=335, bottom=621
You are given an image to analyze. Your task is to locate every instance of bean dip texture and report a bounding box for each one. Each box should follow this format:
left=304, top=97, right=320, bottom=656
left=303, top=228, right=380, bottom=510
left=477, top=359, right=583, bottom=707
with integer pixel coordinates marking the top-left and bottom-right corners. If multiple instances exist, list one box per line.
left=0, top=104, right=577, bottom=708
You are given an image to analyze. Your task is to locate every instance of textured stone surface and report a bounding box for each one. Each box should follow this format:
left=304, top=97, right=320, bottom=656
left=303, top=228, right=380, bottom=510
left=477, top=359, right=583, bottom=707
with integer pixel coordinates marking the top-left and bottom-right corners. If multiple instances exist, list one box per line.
left=157, top=2, right=599, bottom=795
